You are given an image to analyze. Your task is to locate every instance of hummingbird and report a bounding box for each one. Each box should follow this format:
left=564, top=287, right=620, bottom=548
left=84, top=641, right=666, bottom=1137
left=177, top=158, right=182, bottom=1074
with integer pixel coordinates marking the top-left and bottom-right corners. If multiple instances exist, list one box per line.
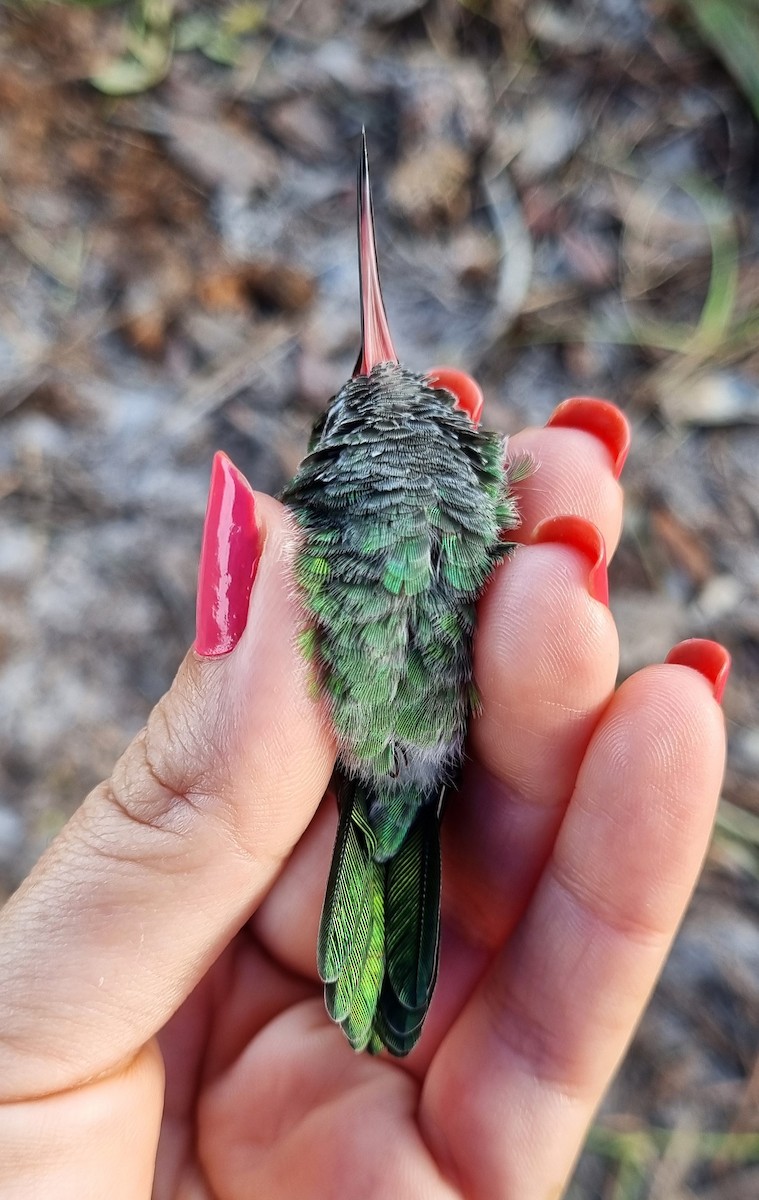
left=281, top=132, right=525, bottom=1056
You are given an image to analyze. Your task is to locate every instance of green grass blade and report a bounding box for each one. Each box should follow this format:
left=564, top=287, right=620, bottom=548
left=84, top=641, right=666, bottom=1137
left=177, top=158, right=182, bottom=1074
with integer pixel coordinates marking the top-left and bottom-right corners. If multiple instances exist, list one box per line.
left=683, top=0, right=759, bottom=124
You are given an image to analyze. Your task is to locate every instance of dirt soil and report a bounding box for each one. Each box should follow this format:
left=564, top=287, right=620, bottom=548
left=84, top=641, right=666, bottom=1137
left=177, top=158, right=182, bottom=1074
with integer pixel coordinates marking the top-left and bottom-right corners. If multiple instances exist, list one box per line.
left=0, top=1, right=758, bottom=1195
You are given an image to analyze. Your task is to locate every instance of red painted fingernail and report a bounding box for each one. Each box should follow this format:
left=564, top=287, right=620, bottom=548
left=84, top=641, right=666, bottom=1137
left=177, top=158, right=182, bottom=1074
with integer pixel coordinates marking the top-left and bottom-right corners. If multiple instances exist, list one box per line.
left=427, top=366, right=484, bottom=426
left=530, top=515, right=609, bottom=605
left=195, top=451, right=260, bottom=657
left=665, top=639, right=731, bottom=704
left=546, top=397, right=631, bottom=480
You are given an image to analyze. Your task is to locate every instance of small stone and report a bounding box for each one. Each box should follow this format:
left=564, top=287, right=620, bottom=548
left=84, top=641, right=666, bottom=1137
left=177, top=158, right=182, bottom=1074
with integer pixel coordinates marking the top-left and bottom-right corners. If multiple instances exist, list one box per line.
left=693, top=574, right=745, bottom=621
left=659, top=371, right=759, bottom=427
left=511, top=102, right=585, bottom=184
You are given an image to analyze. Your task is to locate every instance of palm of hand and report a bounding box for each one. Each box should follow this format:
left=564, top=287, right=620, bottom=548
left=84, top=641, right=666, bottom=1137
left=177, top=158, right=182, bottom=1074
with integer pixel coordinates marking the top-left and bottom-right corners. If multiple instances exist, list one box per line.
left=159, top=916, right=455, bottom=1198
left=157, top=754, right=573, bottom=1200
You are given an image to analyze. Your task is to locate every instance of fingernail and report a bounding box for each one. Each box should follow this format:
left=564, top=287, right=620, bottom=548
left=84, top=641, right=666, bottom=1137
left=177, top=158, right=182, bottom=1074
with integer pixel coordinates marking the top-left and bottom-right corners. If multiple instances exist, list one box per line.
left=427, top=366, right=484, bottom=426
left=195, top=451, right=260, bottom=657
left=530, top=515, right=608, bottom=605
left=665, top=639, right=731, bottom=704
left=546, top=397, right=631, bottom=480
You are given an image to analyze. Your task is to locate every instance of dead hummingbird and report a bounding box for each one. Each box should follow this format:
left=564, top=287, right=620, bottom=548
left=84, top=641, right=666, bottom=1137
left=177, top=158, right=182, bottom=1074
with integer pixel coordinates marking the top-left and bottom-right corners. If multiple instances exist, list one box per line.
left=281, top=132, right=526, bottom=1056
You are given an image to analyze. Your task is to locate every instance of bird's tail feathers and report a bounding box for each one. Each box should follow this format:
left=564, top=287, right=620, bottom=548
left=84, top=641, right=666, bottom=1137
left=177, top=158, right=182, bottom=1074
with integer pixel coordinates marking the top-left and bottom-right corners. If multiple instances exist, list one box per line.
left=317, top=778, right=441, bottom=1056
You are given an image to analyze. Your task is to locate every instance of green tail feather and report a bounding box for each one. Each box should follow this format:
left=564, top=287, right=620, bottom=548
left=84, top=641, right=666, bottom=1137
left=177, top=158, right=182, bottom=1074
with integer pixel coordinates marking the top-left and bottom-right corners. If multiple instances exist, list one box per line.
left=324, top=868, right=374, bottom=1022
left=317, top=780, right=441, bottom=1057
left=385, top=803, right=441, bottom=1010
left=372, top=983, right=427, bottom=1057
left=341, top=878, right=384, bottom=1051
left=317, top=798, right=374, bottom=983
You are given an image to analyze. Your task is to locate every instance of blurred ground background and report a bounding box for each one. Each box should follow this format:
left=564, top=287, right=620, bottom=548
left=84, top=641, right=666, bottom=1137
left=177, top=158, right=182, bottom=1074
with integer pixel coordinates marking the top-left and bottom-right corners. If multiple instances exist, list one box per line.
left=0, top=0, right=758, bottom=1195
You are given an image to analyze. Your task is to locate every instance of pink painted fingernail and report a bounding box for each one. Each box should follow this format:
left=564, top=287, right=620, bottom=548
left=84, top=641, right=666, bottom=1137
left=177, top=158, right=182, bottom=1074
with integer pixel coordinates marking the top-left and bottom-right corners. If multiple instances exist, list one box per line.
left=665, top=639, right=731, bottom=704
left=427, top=366, right=484, bottom=426
left=546, top=396, right=631, bottom=480
left=530, top=515, right=609, bottom=605
left=195, top=452, right=260, bottom=657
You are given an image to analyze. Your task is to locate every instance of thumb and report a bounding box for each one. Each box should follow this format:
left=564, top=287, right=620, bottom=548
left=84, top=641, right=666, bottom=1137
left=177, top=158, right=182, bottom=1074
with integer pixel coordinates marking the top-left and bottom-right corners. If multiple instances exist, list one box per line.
left=0, top=454, right=334, bottom=1101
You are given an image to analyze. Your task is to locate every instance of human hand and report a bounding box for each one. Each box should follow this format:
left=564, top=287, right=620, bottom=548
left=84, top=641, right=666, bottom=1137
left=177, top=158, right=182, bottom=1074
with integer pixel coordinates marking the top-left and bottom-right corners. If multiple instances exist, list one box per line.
left=0, top=399, right=728, bottom=1199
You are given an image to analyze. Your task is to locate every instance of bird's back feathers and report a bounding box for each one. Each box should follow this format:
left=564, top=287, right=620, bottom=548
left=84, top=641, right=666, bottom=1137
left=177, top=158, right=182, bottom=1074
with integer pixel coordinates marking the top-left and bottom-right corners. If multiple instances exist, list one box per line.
left=282, top=362, right=519, bottom=1054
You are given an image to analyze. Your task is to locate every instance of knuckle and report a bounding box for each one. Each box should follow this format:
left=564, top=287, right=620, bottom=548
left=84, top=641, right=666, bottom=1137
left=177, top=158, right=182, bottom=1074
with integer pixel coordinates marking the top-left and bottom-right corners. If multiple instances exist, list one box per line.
left=480, top=965, right=584, bottom=1095
left=105, top=683, right=221, bottom=837
left=550, top=854, right=670, bottom=947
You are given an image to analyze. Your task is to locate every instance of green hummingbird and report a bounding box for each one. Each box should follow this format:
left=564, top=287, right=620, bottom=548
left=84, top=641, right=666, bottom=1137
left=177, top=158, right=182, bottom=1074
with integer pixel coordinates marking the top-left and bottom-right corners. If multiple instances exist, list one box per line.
left=281, top=132, right=525, bottom=1056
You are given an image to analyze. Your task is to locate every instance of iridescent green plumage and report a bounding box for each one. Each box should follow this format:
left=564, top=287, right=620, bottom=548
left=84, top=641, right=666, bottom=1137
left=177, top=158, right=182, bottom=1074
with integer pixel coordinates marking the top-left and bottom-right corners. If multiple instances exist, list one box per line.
left=282, top=363, right=521, bottom=1054
left=281, top=131, right=522, bottom=1055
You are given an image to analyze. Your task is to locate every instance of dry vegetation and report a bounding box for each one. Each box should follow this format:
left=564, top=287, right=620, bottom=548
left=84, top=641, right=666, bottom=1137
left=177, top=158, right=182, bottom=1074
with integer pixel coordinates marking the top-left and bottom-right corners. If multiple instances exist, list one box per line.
left=0, top=1, right=758, bottom=1195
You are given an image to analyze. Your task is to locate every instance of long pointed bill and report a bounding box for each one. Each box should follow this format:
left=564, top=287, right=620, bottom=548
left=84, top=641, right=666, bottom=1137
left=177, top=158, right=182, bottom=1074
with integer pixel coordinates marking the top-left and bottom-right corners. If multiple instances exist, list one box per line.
left=353, top=130, right=399, bottom=377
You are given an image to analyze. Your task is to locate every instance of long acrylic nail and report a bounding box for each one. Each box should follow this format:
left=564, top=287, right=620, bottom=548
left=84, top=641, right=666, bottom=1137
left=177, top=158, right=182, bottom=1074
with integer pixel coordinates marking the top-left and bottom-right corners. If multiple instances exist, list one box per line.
left=195, top=451, right=260, bottom=657
left=546, top=396, right=631, bottom=480
left=665, top=639, right=731, bottom=704
left=530, top=514, right=609, bottom=605
left=427, top=366, right=484, bottom=426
